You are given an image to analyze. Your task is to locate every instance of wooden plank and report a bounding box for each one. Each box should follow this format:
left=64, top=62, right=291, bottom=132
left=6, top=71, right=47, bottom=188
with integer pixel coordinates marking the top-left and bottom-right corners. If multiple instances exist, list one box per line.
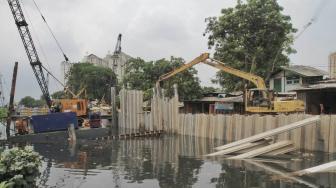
left=225, top=115, right=233, bottom=142
left=206, top=139, right=271, bottom=156
left=292, top=114, right=302, bottom=149
left=215, top=116, right=320, bottom=151
left=295, top=161, right=336, bottom=175
left=244, top=115, right=253, bottom=138
left=234, top=114, right=242, bottom=141
left=254, top=115, right=264, bottom=135
left=230, top=140, right=293, bottom=159
left=329, top=116, right=336, bottom=153
left=264, top=145, right=296, bottom=156
left=246, top=161, right=319, bottom=188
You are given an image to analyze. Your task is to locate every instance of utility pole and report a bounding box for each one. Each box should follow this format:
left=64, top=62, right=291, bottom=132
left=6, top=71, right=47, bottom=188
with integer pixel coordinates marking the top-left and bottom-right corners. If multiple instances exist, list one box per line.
left=0, top=74, right=5, bottom=106
left=110, top=87, right=117, bottom=133
left=6, top=62, right=18, bottom=138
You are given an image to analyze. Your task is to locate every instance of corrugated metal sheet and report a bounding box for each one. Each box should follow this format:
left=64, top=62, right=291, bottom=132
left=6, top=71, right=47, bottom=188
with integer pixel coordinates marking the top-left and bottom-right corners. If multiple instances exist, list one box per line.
left=281, top=65, right=328, bottom=77
left=197, top=95, right=243, bottom=103
left=292, top=82, right=336, bottom=91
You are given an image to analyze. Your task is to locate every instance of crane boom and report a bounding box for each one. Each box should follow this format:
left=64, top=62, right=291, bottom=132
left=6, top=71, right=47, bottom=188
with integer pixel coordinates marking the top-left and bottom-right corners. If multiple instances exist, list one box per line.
left=114, top=34, right=122, bottom=55
left=7, top=0, right=52, bottom=108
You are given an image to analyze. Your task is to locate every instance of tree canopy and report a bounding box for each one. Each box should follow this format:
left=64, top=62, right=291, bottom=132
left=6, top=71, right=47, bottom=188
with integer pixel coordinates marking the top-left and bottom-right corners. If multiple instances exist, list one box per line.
left=122, top=57, right=203, bottom=101
left=51, top=91, right=66, bottom=99
left=204, top=0, right=296, bottom=91
left=19, top=96, right=45, bottom=108
left=67, top=63, right=116, bottom=102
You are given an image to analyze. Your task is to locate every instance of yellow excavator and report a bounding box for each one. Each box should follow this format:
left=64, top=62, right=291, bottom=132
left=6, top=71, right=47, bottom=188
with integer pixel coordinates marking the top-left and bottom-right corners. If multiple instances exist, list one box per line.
left=156, top=53, right=305, bottom=113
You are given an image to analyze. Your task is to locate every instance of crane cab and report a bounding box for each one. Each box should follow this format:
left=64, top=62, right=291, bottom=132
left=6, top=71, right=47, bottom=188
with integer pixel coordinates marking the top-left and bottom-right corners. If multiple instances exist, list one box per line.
left=52, top=99, right=88, bottom=117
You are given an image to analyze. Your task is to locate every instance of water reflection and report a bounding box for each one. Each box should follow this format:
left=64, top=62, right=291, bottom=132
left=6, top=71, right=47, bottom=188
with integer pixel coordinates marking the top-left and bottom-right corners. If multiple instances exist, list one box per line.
left=24, top=135, right=336, bottom=188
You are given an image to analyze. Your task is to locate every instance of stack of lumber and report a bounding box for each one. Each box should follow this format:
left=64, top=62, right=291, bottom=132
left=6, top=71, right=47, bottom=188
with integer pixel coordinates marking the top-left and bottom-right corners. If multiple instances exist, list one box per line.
left=206, top=116, right=320, bottom=159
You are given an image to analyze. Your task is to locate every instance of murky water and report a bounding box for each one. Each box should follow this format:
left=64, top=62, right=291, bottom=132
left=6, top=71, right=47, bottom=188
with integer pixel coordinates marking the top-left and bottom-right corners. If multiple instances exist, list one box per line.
left=7, top=135, right=336, bottom=188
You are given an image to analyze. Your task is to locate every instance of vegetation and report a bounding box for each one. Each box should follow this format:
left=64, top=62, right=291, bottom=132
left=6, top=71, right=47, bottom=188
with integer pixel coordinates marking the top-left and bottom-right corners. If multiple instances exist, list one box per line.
left=0, top=108, right=7, bottom=119
left=204, top=0, right=296, bottom=91
left=51, top=90, right=66, bottom=99
left=122, top=57, right=203, bottom=101
left=67, top=63, right=117, bottom=102
left=19, top=96, right=45, bottom=108
left=0, top=147, right=42, bottom=187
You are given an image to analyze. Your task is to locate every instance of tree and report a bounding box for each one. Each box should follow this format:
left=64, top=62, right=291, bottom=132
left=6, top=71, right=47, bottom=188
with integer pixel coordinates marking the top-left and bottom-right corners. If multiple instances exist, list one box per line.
left=51, top=91, right=66, bottom=99
left=19, top=96, right=45, bottom=108
left=204, top=0, right=296, bottom=91
left=122, top=57, right=203, bottom=101
left=67, top=63, right=116, bottom=102
left=201, top=86, right=220, bottom=94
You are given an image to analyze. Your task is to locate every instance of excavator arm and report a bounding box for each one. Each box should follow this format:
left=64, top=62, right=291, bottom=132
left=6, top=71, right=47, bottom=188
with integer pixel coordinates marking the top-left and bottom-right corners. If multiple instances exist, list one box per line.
left=204, top=59, right=266, bottom=89
left=156, top=53, right=266, bottom=89
left=156, top=53, right=210, bottom=87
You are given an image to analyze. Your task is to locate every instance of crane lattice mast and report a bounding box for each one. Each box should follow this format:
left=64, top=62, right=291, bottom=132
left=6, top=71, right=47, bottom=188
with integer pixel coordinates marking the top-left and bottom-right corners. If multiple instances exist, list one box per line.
left=7, top=0, right=52, bottom=108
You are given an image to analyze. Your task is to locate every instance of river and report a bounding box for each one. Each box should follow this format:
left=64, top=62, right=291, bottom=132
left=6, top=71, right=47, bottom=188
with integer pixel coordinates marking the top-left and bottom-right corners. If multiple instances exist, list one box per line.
left=6, top=135, right=336, bottom=187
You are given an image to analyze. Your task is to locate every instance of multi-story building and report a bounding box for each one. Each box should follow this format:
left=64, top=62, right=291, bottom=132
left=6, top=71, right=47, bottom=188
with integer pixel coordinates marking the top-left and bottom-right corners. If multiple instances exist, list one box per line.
left=82, top=52, right=132, bottom=81
left=104, top=52, right=132, bottom=81
left=329, top=52, right=336, bottom=79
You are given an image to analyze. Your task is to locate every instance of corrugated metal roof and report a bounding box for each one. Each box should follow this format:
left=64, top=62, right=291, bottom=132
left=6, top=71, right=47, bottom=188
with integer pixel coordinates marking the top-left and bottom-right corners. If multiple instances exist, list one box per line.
left=198, top=96, right=243, bottom=103
left=292, top=82, right=336, bottom=91
left=281, top=65, right=328, bottom=77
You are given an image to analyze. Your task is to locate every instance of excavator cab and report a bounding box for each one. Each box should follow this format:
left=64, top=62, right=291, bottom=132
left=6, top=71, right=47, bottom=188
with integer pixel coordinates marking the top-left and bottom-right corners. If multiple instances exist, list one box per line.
left=246, top=89, right=273, bottom=109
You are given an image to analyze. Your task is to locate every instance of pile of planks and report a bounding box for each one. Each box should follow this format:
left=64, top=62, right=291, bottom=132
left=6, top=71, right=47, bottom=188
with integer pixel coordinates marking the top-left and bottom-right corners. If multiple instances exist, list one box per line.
left=207, top=116, right=320, bottom=159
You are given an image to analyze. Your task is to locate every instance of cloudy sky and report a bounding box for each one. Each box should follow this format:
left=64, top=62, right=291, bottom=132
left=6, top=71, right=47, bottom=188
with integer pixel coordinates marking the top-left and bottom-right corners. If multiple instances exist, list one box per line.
left=0, top=0, right=335, bottom=102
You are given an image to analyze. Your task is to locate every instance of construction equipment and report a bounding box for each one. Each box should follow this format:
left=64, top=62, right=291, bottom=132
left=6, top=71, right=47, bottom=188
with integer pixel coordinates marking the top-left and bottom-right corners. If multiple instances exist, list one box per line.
left=7, top=0, right=52, bottom=108
left=157, top=53, right=305, bottom=113
left=7, top=0, right=89, bottom=117
left=114, top=34, right=122, bottom=55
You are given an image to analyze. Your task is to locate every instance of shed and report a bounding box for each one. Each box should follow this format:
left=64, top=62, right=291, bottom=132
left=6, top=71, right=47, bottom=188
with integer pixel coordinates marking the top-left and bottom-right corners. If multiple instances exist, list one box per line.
left=292, top=80, right=336, bottom=114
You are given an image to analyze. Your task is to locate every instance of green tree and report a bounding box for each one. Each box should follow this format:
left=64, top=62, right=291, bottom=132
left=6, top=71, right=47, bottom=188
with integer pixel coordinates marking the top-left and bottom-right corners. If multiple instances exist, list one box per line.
left=201, top=86, right=219, bottom=94
left=19, top=96, right=45, bottom=108
left=67, top=63, right=116, bottom=102
left=204, top=0, right=296, bottom=91
left=122, top=57, right=203, bottom=101
left=19, top=96, right=35, bottom=107
left=51, top=90, right=66, bottom=99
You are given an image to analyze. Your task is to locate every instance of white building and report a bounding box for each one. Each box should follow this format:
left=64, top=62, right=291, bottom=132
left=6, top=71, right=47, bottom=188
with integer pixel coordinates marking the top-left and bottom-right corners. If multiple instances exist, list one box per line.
left=329, top=52, right=336, bottom=79
left=82, top=52, right=132, bottom=81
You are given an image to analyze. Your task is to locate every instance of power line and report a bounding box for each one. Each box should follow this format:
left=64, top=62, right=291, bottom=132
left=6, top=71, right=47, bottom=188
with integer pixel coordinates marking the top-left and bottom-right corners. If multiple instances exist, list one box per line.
left=267, top=0, right=330, bottom=80
left=31, top=0, right=69, bottom=62
left=19, top=0, right=52, bottom=71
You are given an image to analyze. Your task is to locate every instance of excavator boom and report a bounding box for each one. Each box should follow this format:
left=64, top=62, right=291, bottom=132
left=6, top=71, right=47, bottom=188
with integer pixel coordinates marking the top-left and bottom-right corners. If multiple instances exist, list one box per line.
left=156, top=53, right=209, bottom=87
left=156, top=52, right=265, bottom=89
left=204, top=59, right=267, bottom=89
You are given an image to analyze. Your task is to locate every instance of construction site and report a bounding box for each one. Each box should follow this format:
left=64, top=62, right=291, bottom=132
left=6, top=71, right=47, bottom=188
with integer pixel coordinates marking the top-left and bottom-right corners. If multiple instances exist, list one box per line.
left=1, top=0, right=336, bottom=187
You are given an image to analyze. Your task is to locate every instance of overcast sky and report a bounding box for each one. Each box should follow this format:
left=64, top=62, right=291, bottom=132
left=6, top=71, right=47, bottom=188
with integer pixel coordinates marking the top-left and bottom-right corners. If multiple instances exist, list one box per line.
left=0, top=0, right=335, bottom=102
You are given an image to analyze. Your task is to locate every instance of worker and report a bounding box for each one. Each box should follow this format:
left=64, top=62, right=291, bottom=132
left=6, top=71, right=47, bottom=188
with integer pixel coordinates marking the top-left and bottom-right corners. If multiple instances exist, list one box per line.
left=320, top=103, right=324, bottom=114
left=50, top=102, right=56, bottom=113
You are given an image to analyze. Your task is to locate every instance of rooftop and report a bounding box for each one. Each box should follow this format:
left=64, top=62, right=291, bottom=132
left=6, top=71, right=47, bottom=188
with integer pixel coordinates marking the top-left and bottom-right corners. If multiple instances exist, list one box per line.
left=292, top=79, right=336, bottom=91
left=184, top=95, right=243, bottom=103
left=280, top=65, right=328, bottom=77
